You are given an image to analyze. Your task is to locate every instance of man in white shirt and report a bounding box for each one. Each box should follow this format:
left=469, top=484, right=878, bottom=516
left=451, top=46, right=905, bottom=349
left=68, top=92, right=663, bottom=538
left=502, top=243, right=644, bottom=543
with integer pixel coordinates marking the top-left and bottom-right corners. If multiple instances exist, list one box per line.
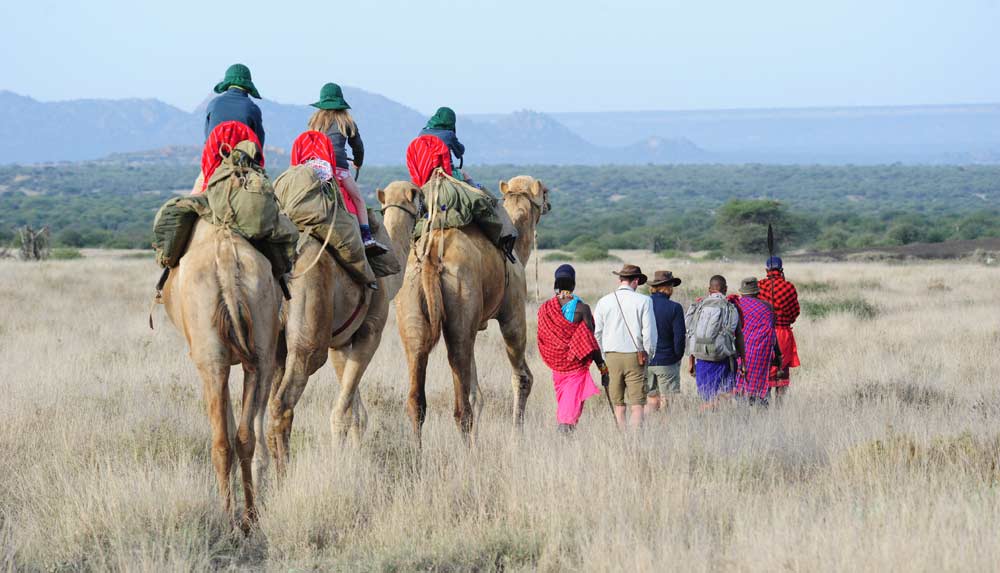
left=594, top=264, right=657, bottom=430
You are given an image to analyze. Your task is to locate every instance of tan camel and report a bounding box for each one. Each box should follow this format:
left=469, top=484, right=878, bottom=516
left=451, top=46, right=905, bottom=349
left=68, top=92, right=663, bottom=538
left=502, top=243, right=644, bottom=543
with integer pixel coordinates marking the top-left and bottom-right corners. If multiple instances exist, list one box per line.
left=160, top=219, right=280, bottom=530
left=266, top=181, right=420, bottom=475
left=395, top=176, right=551, bottom=444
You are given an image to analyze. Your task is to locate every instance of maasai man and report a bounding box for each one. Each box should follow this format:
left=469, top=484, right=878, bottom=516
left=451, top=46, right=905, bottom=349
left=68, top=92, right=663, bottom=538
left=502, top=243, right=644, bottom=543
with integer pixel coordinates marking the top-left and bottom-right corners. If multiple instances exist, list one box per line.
left=758, top=257, right=800, bottom=405
left=734, top=277, right=776, bottom=406
left=685, top=275, right=743, bottom=410
left=536, top=265, right=609, bottom=433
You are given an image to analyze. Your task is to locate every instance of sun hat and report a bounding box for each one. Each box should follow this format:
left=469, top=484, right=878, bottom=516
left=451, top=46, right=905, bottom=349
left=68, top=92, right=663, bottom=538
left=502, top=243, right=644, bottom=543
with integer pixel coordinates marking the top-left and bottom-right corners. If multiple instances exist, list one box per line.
left=311, top=82, right=351, bottom=110
left=425, top=107, right=457, bottom=131
left=612, top=264, right=648, bottom=285
left=214, top=64, right=261, bottom=99
left=648, top=270, right=682, bottom=287
left=739, top=277, right=761, bottom=295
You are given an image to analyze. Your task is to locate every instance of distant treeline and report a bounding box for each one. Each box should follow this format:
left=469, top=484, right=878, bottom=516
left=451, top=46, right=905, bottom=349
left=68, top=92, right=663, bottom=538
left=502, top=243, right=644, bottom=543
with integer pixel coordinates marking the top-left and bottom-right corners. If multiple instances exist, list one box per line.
left=1, top=163, right=998, bottom=252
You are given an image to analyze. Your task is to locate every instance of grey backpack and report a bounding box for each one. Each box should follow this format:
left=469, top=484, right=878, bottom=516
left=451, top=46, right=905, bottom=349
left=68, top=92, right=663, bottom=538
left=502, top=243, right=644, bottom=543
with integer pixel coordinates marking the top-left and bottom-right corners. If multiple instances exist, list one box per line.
left=685, top=296, right=738, bottom=361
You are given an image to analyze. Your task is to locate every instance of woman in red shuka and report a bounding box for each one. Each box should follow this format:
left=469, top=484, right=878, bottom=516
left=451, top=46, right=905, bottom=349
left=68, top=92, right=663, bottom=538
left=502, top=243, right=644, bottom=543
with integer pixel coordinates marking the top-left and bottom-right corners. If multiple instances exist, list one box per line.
left=536, top=265, right=610, bottom=434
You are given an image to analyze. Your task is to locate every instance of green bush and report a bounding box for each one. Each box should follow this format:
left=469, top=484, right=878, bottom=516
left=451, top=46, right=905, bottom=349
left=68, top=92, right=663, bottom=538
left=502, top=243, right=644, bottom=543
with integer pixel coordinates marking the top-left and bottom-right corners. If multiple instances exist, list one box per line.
left=541, top=251, right=574, bottom=262
left=802, top=296, right=878, bottom=320
left=50, top=248, right=83, bottom=260
left=574, top=245, right=619, bottom=262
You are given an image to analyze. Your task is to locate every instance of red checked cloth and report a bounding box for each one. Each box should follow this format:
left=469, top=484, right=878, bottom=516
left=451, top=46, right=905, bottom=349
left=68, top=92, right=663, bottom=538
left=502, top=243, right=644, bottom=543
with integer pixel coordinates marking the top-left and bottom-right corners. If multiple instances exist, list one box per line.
left=537, top=297, right=601, bottom=373
left=406, top=134, right=453, bottom=187
left=198, top=121, right=264, bottom=193
left=290, top=130, right=359, bottom=216
left=758, top=270, right=800, bottom=327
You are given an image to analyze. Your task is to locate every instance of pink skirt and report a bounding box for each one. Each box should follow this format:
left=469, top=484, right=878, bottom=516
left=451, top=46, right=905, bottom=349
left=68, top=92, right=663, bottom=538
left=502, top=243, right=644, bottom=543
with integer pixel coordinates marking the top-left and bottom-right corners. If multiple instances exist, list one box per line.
left=553, top=368, right=601, bottom=425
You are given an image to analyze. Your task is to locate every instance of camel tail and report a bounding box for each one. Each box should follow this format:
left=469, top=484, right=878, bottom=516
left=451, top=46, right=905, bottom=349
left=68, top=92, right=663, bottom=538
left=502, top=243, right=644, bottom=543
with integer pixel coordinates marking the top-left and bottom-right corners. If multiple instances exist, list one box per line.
left=213, top=234, right=257, bottom=369
left=420, top=240, right=446, bottom=352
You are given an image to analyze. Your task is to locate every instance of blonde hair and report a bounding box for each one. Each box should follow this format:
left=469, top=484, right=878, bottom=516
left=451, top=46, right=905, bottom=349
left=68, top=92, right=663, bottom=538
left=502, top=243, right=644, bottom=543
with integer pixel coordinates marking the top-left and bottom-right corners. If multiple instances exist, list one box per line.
left=308, top=109, right=357, bottom=138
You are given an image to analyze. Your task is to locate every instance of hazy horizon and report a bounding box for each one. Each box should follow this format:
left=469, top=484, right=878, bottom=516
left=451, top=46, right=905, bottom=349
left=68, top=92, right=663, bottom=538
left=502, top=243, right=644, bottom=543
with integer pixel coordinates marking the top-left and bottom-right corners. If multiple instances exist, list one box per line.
left=1, top=0, right=998, bottom=115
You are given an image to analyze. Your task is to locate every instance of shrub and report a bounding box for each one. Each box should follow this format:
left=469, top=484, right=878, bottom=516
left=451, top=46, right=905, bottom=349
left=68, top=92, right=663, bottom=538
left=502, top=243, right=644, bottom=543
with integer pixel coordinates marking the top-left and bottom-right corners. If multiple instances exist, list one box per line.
left=541, top=251, right=574, bottom=262
left=49, top=248, right=83, bottom=260
left=574, top=245, right=619, bottom=262
left=801, top=296, right=877, bottom=320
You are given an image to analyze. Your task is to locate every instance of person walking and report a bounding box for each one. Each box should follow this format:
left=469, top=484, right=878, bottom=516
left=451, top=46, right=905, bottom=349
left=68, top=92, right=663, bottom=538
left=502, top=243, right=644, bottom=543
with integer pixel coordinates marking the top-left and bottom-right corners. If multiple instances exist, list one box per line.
left=536, top=265, right=610, bottom=433
left=594, top=264, right=657, bottom=430
left=646, top=270, right=685, bottom=414
left=733, top=277, right=776, bottom=406
left=685, top=275, right=743, bottom=409
left=758, top=257, right=800, bottom=405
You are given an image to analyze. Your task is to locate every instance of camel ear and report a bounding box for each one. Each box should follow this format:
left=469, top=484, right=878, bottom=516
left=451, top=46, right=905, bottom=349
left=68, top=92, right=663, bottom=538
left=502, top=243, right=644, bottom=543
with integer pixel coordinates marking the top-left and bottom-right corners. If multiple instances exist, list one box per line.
left=531, top=179, right=543, bottom=196
left=406, top=185, right=418, bottom=203
left=499, top=180, right=510, bottom=195
left=376, top=188, right=385, bottom=205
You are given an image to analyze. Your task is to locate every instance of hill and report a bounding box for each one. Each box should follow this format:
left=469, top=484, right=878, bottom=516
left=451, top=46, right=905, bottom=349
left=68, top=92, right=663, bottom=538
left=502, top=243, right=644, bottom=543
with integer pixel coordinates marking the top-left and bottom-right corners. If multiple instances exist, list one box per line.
left=0, top=90, right=705, bottom=166
left=548, top=104, right=1000, bottom=164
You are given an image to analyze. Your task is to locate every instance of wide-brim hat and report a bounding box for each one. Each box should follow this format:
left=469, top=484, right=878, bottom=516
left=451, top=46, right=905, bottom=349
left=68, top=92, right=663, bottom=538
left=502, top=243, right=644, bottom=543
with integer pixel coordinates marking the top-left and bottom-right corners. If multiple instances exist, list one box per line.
left=648, top=270, right=682, bottom=287
left=214, top=64, right=261, bottom=99
left=739, top=277, right=761, bottom=295
left=613, top=264, right=647, bottom=285
left=311, top=82, right=351, bottom=110
left=425, top=106, right=457, bottom=131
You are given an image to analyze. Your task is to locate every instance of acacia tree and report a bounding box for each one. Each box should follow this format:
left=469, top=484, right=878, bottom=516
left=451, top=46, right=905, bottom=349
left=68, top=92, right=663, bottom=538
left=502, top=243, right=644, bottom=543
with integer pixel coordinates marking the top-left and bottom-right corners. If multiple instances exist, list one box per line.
left=715, top=199, right=798, bottom=255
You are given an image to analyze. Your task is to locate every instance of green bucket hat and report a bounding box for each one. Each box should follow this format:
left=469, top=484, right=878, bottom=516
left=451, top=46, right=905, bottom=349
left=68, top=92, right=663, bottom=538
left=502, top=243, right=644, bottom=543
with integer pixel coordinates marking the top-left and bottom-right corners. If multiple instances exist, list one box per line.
left=425, top=106, right=457, bottom=131
left=311, top=83, right=351, bottom=110
left=214, top=63, right=261, bottom=99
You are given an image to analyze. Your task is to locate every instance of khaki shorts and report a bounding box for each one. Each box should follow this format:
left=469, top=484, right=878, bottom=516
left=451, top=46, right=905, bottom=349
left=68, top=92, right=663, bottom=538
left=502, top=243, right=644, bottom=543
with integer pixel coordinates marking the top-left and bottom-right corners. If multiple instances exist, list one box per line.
left=604, top=352, right=647, bottom=406
left=647, top=363, right=681, bottom=396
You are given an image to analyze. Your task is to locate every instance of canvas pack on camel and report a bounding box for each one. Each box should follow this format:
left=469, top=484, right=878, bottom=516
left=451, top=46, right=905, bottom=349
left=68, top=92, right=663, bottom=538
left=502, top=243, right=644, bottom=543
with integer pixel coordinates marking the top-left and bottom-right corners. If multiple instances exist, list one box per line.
left=152, top=141, right=298, bottom=278
left=272, top=164, right=399, bottom=284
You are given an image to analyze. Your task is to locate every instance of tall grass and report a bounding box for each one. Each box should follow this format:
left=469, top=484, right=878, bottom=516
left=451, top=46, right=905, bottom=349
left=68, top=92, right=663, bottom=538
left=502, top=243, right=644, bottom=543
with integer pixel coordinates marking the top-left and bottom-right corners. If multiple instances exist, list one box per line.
left=2, top=253, right=999, bottom=571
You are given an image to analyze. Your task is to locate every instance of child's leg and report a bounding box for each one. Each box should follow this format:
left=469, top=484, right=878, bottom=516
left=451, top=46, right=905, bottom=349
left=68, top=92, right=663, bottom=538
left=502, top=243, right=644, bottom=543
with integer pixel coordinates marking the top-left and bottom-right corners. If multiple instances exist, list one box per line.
left=341, top=177, right=369, bottom=227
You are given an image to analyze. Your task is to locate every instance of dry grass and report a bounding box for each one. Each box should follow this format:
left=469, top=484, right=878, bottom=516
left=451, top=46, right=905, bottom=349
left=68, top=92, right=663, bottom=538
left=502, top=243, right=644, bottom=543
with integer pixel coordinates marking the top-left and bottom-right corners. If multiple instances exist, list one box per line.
left=2, top=251, right=1000, bottom=571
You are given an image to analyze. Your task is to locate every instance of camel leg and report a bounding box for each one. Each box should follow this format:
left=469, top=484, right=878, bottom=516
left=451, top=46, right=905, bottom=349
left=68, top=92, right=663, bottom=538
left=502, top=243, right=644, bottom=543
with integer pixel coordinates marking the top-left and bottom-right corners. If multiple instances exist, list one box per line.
left=251, top=351, right=276, bottom=497
left=267, top=348, right=324, bottom=479
left=329, top=309, right=384, bottom=446
left=404, top=349, right=430, bottom=446
left=498, top=308, right=534, bottom=428
left=198, top=363, right=235, bottom=521
left=235, top=364, right=262, bottom=531
left=467, top=351, right=484, bottom=445
left=443, top=327, right=477, bottom=443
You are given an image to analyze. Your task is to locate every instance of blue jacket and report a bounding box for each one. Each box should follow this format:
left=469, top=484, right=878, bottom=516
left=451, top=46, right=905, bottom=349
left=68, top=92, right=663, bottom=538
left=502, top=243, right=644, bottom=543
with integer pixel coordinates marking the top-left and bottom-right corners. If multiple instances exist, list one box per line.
left=325, top=126, right=364, bottom=169
left=204, top=89, right=265, bottom=146
left=649, top=292, right=686, bottom=366
left=419, top=128, right=465, bottom=161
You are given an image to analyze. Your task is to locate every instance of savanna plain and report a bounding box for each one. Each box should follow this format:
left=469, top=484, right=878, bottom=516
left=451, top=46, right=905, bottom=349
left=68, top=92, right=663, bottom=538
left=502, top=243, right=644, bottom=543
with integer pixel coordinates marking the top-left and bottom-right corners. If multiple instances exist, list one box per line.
left=1, top=251, right=999, bottom=572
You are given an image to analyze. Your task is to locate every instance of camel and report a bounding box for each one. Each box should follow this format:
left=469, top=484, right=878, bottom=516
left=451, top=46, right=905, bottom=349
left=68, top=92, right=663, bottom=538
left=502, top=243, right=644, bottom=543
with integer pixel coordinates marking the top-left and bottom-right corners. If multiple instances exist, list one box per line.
left=160, top=219, right=280, bottom=530
left=395, top=176, right=551, bottom=444
left=266, top=181, right=420, bottom=475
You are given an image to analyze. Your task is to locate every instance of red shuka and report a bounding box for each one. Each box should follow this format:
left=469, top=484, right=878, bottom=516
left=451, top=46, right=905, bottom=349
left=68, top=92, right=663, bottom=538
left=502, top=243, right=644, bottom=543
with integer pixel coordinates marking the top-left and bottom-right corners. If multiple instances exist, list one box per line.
left=289, top=130, right=359, bottom=215
left=198, top=121, right=264, bottom=193
left=406, top=134, right=453, bottom=187
left=536, top=297, right=601, bottom=373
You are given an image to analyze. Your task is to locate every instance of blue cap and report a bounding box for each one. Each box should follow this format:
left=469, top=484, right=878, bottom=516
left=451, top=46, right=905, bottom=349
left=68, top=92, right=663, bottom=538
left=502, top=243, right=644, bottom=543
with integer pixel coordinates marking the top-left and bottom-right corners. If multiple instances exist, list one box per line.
left=766, top=256, right=783, bottom=270
left=554, top=264, right=575, bottom=279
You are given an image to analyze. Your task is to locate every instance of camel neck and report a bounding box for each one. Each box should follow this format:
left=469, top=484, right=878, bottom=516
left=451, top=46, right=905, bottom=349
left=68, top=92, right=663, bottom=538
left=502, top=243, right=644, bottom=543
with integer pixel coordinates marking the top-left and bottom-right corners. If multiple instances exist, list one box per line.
left=505, top=197, right=538, bottom=264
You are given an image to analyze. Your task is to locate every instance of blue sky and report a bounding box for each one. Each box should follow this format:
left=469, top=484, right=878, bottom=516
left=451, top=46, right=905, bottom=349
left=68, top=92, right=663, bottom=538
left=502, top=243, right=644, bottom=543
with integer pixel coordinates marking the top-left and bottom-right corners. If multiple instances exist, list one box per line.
left=1, top=0, right=997, bottom=114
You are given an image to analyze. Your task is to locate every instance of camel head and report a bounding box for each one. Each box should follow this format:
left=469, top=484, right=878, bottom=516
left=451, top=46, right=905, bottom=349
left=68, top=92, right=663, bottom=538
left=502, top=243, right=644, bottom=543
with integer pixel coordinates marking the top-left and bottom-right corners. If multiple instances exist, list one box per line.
left=377, top=180, right=423, bottom=265
left=499, top=176, right=551, bottom=223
